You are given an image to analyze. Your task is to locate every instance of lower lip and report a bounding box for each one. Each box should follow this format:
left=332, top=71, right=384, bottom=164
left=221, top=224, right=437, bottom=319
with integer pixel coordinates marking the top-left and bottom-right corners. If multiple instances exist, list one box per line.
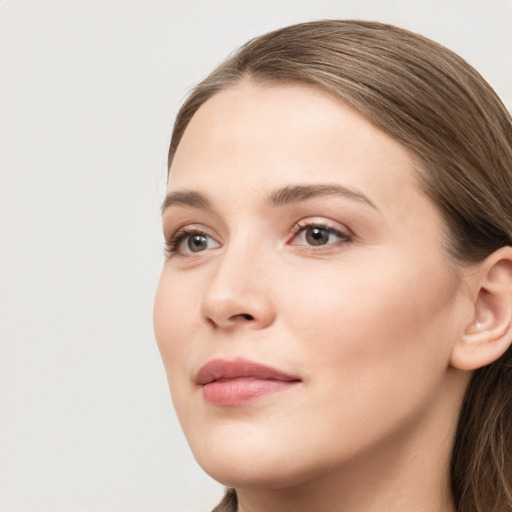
left=202, top=378, right=299, bottom=407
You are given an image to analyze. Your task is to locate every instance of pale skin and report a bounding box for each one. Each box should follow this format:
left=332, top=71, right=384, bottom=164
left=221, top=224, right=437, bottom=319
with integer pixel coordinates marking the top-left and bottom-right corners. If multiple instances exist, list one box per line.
left=154, top=81, right=512, bottom=512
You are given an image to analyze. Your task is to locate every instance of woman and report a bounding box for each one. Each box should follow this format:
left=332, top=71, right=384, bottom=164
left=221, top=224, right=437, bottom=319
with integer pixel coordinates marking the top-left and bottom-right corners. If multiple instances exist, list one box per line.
left=154, top=20, right=512, bottom=512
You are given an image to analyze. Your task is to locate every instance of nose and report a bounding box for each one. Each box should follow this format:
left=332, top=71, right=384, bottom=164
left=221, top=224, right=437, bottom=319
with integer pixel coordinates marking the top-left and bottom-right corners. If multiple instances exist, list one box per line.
left=200, top=241, right=276, bottom=330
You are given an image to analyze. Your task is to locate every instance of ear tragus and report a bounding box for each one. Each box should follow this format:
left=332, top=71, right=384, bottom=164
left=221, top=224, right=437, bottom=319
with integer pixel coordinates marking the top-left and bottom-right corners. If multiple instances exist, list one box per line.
left=450, top=248, right=512, bottom=371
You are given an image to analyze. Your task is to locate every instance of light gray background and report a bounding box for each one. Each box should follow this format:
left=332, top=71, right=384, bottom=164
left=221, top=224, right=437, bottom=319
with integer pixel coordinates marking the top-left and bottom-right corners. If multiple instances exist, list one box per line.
left=1, top=1, right=511, bottom=511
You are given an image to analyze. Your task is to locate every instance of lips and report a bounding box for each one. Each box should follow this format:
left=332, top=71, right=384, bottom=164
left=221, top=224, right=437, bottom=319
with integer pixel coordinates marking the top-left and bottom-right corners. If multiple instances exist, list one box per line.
left=195, top=358, right=301, bottom=407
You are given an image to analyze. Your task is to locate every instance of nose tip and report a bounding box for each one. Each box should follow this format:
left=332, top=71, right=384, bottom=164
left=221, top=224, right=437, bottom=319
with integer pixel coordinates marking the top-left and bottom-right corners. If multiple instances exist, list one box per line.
left=202, top=293, right=275, bottom=330
left=201, top=263, right=276, bottom=329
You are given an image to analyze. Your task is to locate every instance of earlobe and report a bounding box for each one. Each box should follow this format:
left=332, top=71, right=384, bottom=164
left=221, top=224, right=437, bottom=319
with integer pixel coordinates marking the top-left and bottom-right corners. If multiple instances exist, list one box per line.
left=450, top=247, right=512, bottom=371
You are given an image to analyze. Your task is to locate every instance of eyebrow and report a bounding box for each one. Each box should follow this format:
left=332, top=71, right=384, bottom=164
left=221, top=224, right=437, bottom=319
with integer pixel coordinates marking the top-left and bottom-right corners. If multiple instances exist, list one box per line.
left=161, top=183, right=378, bottom=214
left=267, top=184, right=378, bottom=210
left=161, top=190, right=212, bottom=214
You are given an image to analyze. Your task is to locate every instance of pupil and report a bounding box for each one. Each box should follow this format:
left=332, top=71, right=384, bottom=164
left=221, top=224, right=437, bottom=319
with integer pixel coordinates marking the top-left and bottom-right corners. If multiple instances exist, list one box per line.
left=306, top=227, right=329, bottom=246
left=188, top=234, right=208, bottom=252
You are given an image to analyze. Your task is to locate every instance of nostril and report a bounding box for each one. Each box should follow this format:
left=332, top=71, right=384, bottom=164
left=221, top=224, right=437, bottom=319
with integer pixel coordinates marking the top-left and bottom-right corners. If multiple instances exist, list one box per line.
left=229, top=313, right=254, bottom=321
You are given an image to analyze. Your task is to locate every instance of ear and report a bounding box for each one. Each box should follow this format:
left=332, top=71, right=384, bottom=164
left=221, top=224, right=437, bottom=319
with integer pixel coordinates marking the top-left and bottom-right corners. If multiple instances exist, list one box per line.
left=450, top=246, right=512, bottom=371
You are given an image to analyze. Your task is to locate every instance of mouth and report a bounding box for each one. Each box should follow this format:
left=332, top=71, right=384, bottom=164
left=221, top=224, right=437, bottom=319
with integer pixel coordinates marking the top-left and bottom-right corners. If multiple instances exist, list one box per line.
left=195, top=357, right=301, bottom=407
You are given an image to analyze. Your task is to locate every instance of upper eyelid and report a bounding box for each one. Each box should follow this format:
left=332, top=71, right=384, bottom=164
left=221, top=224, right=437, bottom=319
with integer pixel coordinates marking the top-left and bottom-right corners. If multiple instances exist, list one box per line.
left=165, top=219, right=348, bottom=235
left=293, top=219, right=342, bottom=231
left=164, top=221, right=217, bottom=240
left=291, top=218, right=353, bottom=236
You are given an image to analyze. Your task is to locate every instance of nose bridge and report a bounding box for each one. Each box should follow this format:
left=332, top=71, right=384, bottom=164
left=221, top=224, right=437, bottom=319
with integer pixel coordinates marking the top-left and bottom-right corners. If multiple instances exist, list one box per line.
left=200, top=229, right=275, bottom=329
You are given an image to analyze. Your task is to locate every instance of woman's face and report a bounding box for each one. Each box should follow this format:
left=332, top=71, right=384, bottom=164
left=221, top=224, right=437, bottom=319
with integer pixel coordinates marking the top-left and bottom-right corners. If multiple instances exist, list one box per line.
left=154, top=82, right=470, bottom=488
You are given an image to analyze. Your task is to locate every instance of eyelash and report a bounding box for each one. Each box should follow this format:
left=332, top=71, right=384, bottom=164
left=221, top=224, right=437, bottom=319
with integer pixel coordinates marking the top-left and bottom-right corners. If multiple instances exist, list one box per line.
left=164, top=222, right=352, bottom=256
left=165, top=228, right=212, bottom=255
left=289, top=222, right=352, bottom=247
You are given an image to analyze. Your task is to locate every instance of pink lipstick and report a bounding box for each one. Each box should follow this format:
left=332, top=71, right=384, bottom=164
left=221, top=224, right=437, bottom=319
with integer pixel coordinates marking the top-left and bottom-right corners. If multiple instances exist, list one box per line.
left=195, top=358, right=301, bottom=407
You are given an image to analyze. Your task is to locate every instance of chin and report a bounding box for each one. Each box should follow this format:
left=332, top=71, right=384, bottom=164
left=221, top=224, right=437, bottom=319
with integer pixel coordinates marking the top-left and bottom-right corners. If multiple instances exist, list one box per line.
left=187, top=429, right=328, bottom=490
left=199, top=456, right=314, bottom=491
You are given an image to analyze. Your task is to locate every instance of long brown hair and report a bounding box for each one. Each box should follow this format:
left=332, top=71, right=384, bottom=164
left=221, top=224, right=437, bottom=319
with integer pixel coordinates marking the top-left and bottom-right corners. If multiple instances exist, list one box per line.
left=169, top=20, right=512, bottom=512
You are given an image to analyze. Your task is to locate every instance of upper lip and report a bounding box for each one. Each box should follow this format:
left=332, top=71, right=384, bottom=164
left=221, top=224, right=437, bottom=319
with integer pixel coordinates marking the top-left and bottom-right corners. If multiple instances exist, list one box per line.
left=195, top=357, right=301, bottom=385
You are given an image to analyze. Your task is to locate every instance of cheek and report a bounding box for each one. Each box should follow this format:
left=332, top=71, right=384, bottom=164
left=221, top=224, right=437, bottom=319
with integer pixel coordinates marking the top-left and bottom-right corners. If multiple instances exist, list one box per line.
left=268, top=259, right=460, bottom=460
left=277, top=255, right=457, bottom=393
left=154, top=269, right=206, bottom=432
left=153, top=268, right=198, bottom=371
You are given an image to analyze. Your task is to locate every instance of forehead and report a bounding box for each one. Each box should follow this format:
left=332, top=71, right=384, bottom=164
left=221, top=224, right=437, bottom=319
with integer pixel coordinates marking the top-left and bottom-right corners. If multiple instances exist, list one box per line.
left=169, top=82, right=423, bottom=213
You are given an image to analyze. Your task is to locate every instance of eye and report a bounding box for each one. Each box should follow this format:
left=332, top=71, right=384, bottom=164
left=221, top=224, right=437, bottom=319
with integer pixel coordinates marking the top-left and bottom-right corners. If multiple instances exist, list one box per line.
left=166, top=228, right=221, bottom=256
left=291, top=222, right=351, bottom=247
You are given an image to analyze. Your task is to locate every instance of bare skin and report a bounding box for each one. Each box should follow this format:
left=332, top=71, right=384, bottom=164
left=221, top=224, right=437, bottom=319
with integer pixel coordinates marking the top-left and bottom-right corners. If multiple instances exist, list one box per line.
left=154, top=81, right=511, bottom=512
